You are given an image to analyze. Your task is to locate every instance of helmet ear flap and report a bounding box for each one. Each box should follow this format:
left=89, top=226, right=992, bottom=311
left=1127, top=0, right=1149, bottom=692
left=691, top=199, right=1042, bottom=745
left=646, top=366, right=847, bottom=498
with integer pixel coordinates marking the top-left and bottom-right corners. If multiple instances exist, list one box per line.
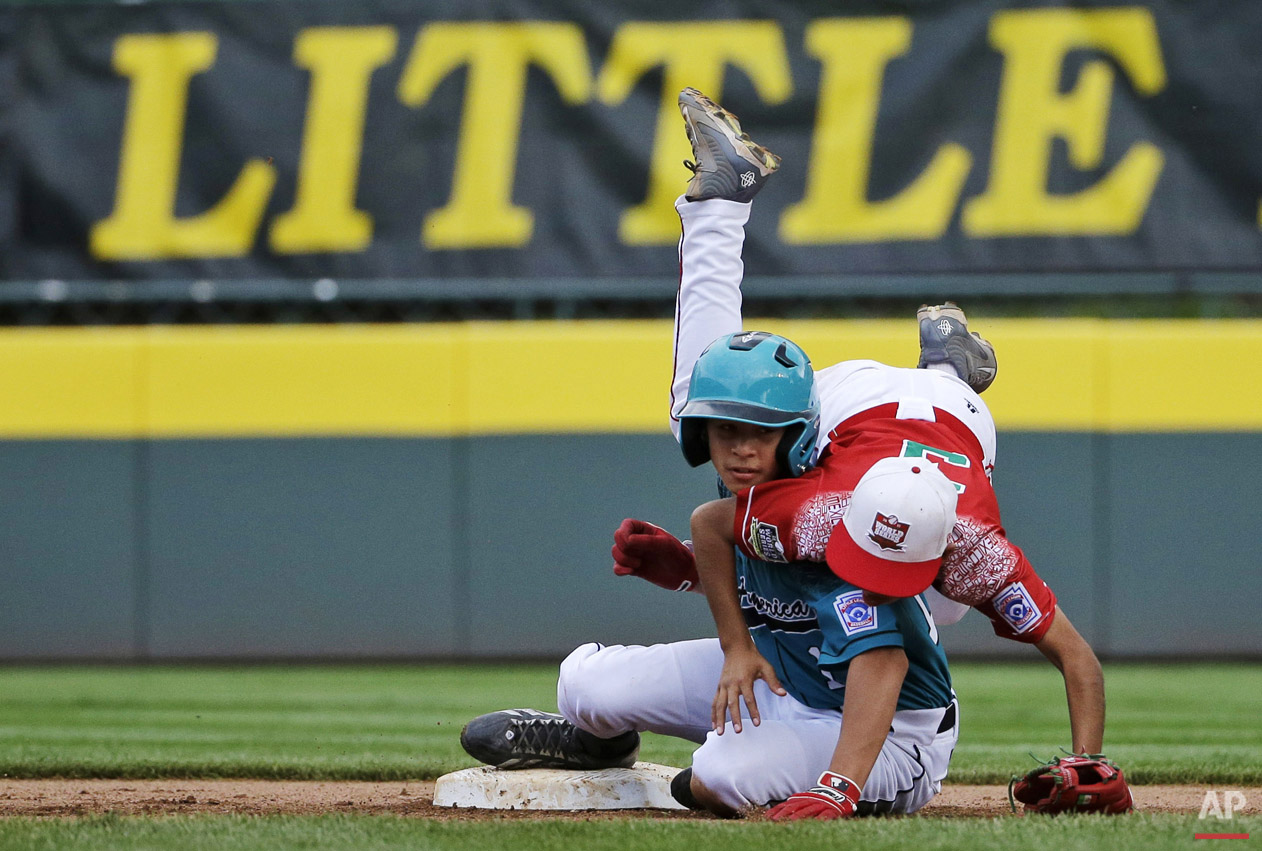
left=774, top=424, right=800, bottom=477
left=777, top=418, right=820, bottom=477
left=680, top=418, right=710, bottom=467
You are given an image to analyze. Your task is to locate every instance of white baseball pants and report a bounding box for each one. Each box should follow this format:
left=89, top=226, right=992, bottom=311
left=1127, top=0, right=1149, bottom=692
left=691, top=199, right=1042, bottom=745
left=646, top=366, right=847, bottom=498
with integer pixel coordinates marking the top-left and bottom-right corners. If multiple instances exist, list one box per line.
left=557, top=639, right=958, bottom=814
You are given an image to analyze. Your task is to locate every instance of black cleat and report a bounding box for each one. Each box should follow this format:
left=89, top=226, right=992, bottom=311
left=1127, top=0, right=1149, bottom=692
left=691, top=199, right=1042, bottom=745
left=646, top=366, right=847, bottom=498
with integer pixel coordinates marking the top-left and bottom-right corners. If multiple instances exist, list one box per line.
left=669, top=767, right=705, bottom=810
left=917, top=303, right=998, bottom=394
left=678, top=87, right=780, bottom=203
left=459, top=708, right=640, bottom=770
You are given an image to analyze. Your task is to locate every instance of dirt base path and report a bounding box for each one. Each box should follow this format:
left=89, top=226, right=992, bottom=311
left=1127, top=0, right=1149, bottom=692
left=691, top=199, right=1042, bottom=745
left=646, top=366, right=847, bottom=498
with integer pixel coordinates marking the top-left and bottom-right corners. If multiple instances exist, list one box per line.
left=2, top=780, right=1253, bottom=820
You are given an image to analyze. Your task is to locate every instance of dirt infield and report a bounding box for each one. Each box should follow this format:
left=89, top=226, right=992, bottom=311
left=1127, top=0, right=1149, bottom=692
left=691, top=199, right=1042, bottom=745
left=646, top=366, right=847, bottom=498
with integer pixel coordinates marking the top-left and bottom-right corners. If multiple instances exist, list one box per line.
left=2, top=780, right=1252, bottom=820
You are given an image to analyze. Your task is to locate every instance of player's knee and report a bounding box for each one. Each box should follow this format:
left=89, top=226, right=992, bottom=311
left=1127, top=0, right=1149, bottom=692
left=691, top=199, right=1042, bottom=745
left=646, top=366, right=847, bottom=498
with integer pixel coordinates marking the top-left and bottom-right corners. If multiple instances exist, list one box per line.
left=556, top=642, right=601, bottom=720
left=691, top=735, right=775, bottom=811
left=556, top=643, right=634, bottom=739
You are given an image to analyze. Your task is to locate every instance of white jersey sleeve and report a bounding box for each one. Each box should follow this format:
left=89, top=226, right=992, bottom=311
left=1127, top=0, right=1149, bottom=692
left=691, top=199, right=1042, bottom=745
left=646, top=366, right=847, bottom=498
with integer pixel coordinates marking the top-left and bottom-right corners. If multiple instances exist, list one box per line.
left=922, top=586, right=971, bottom=626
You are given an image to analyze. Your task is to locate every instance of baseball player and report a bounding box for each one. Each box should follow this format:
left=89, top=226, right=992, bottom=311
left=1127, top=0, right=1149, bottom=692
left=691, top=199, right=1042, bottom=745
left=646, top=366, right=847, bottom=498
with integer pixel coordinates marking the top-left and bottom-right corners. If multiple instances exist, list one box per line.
left=461, top=341, right=964, bottom=819
left=464, top=484, right=960, bottom=818
left=460, top=91, right=972, bottom=820
left=630, top=87, right=1108, bottom=760
left=461, top=86, right=1124, bottom=819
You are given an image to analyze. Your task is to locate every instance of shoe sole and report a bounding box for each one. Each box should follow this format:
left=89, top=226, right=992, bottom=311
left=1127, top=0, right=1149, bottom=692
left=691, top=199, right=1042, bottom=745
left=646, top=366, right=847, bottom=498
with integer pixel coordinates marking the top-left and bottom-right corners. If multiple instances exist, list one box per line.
left=917, top=302, right=968, bottom=326
left=918, top=303, right=995, bottom=351
left=916, top=302, right=997, bottom=393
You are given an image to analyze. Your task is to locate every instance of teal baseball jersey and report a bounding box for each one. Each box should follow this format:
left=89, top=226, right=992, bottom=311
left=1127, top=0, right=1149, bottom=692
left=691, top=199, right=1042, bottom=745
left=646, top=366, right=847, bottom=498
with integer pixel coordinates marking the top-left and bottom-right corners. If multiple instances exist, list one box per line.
left=737, top=552, right=952, bottom=712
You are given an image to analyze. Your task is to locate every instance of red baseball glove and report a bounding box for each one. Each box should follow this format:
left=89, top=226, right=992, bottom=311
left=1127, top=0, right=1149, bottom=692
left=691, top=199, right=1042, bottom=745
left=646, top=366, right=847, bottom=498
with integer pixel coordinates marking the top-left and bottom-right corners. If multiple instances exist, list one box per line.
left=611, top=519, right=700, bottom=593
left=1009, top=754, right=1134, bottom=815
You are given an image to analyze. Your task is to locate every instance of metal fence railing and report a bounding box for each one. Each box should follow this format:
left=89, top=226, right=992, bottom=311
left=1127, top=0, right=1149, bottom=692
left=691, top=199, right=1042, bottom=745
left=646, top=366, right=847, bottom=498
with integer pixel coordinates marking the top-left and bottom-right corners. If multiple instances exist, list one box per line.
left=1, top=274, right=1258, bottom=324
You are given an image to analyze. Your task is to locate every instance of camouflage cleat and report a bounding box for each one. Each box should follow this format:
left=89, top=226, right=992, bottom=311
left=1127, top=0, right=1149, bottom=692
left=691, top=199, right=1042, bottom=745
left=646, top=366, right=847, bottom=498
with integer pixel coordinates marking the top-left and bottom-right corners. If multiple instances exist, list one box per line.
left=678, top=87, right=780, bottom=203
left=917, top=302, right=998, bottom=394
left=459, top=708, right=640, bottom=770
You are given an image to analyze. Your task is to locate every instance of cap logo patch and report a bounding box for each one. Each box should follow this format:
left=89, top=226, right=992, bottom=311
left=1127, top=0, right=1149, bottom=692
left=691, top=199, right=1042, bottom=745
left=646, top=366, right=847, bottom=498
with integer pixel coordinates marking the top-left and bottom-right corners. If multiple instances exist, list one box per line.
left=748, top=518, right=788, bottom=563
left=834, top=590, right=878, bottom=636
left=867, top=512, right=909, bottom=551
left=993, top=581, right=1041, bottom=634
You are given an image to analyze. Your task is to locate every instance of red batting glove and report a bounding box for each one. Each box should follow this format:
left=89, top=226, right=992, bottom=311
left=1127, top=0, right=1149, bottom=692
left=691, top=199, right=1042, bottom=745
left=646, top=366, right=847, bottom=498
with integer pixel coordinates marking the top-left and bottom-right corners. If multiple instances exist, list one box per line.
left=767, top=771, right=861, bottom=821
left=611, top=519, right=701, bottom=593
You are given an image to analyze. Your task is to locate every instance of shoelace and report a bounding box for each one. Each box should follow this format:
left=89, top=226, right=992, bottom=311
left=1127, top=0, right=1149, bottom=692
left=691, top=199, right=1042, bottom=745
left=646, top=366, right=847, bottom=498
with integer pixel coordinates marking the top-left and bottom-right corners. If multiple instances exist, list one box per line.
left=512, top=717, right=573, bottom=758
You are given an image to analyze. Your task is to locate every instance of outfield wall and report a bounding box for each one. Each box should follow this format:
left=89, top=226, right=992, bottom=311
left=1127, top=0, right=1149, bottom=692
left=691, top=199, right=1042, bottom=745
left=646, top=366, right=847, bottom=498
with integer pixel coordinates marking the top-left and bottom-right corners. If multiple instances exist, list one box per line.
left=2, top=319, right=1259, bottom=660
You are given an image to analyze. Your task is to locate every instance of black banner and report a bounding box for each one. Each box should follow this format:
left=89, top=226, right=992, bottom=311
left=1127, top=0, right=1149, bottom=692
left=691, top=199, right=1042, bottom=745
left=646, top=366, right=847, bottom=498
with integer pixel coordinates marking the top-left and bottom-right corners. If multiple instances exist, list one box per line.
left=4, top=0, right=1262, bottom=284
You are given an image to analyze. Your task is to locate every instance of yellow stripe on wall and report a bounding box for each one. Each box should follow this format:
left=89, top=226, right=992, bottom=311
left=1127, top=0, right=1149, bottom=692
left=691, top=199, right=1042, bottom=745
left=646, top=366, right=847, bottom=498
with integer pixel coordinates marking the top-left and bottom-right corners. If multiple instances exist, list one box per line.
left=0, top=319, right=1257, bottom=438
left=463, top=320, right=673, bottom=434
left=1101, top=322, right=1261, bottom=431
left=142, top=325, right=466, bottom=437
left=0, top=328, right=143, bottom=438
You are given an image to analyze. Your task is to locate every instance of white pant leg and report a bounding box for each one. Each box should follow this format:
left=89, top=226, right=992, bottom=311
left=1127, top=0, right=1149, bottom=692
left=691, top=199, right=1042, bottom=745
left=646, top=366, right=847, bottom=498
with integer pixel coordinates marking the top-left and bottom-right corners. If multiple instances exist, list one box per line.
left=669, top=196, right=751, bottom=440
left=690, top=706, right=840, bottom=811
left=557, top=639, right=724, bottom=744
left=861, top=698, right=960, bottom=815
left=694, top=698, right=959, bottom=814
left=559, top=638, right=958, bottom=816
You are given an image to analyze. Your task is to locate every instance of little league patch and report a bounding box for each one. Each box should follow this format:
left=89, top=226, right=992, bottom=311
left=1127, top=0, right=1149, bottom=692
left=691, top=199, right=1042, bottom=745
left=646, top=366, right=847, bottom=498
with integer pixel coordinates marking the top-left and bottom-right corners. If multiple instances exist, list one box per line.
left=993, top=582, right=1041, bottom=634
left=835, top=590, right=879, bottom=636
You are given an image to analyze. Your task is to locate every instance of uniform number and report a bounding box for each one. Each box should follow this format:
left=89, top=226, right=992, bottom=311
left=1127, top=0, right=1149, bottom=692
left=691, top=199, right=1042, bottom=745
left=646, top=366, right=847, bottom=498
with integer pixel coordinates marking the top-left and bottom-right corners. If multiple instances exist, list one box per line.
left=900, top=440, right=969, bottom=494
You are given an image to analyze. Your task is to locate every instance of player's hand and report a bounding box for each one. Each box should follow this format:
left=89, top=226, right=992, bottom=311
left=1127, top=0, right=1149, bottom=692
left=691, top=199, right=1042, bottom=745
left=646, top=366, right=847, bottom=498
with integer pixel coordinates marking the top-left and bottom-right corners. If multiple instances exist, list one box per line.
left=612, top=519, right=701, bottom=593
left=767, top=771, right=860, bottom=821
left=711, top=644, right=786, bottom=734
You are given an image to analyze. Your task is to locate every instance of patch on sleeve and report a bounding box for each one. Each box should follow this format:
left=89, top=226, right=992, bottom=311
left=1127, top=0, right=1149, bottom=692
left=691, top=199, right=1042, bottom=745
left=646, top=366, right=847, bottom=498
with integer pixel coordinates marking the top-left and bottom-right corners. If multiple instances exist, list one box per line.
left=992, top=581, right=1041, bottom=634
left=834, top=590, right=879, bottom=636
left=747, top=518, right=788, bottom=563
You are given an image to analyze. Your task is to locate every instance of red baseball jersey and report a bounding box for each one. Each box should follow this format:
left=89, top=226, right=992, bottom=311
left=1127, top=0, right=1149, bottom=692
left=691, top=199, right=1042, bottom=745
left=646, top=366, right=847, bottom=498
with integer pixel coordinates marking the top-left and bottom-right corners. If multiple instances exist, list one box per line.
left=733, top=394, right=1057, bottom=643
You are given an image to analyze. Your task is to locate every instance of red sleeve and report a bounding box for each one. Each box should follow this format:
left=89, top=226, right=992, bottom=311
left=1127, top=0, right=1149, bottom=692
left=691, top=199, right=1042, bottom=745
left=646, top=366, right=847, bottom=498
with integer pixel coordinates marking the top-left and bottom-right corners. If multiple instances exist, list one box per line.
left=973, top=555, right=1058, bottom=643
left=731, top=481, right=800, bottom=564
left=730, top=468, right=854, bottom=564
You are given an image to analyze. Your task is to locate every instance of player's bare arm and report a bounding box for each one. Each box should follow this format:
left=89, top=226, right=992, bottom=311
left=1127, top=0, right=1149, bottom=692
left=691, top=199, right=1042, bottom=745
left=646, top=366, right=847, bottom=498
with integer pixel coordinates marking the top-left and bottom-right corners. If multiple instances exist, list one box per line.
left=828, top=647, right=909, bottom=786
left=768, top=646, right=909, bottom=821
left=1034, top=605, right=1106, bottom=754
left=690, top=497, right=786, bottom=735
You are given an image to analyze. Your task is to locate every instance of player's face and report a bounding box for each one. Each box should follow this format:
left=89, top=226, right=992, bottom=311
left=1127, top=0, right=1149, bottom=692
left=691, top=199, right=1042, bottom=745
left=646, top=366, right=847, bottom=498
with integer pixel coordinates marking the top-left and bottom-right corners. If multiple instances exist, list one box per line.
left=706, top=420, right=784, bottom=492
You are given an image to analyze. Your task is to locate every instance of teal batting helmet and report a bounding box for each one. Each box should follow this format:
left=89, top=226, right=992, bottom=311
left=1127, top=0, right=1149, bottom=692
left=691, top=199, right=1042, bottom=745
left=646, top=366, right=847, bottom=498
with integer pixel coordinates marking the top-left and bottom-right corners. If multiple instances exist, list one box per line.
left=678, top=331, right=821, bottom=477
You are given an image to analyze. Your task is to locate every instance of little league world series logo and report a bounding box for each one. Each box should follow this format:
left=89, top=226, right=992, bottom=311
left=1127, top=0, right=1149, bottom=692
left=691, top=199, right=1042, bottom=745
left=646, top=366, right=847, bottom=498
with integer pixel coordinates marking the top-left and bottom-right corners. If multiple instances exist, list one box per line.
left=867, top=512, right=909, bottom=551
left=748, top=518, right=788, bottom=563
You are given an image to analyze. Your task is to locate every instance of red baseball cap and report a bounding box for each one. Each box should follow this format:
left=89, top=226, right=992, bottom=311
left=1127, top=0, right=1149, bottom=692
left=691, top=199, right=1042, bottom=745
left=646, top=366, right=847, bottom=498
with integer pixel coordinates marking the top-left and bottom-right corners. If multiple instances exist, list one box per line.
left=826, top=456, right=959, bottom=597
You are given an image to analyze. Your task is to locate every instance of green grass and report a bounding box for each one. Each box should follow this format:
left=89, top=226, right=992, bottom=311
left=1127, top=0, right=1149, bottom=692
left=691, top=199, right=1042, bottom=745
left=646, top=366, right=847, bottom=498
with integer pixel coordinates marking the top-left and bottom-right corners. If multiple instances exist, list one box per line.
left=0, top=812, right=1258, bottom=851
left=0, top=663, right=1258, bottom=849
left=949, top=661, right=1262, bottom=784
left=0, top=662, right=1258, bottom=784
